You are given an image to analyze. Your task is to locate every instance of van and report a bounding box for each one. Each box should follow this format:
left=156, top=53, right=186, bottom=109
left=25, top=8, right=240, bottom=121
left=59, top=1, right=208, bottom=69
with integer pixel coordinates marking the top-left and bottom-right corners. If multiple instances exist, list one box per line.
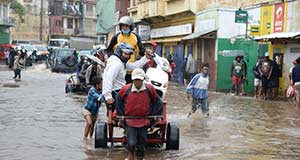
left=48, top=39, right=69, bottom=49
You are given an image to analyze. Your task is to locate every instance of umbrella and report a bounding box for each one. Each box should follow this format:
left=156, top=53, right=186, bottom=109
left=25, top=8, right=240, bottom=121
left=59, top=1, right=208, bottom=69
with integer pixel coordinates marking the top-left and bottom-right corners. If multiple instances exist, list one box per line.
left=84, top=54, right=105, bottom=67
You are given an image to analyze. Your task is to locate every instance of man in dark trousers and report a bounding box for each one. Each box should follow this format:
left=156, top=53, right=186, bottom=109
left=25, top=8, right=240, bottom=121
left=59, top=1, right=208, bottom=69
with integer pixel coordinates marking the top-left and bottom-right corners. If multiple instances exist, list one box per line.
left=116, top=68, right=162, bottom=160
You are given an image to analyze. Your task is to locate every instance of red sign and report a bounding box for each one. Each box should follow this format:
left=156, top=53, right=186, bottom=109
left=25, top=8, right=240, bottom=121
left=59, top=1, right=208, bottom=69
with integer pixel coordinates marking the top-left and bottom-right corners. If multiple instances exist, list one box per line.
left=273, top=3, right=285, bottom=33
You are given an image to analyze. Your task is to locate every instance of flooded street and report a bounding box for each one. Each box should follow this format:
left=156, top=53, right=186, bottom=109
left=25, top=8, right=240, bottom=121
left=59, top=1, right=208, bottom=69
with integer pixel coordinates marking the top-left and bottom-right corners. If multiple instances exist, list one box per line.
left=1, top=63, right=300, bottom=160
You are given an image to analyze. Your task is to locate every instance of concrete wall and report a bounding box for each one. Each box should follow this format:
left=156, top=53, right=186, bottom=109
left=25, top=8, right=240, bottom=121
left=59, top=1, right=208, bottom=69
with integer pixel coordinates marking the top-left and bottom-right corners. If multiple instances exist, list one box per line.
left=82, top=18, right=96, bottom=37
left=10, top=13, right=49, bottom=43
left=10, top=0, right=49, bottom=43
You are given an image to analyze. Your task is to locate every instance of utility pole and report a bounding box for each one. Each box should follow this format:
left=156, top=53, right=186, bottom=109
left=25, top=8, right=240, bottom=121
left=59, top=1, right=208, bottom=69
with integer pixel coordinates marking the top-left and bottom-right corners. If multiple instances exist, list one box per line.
left=40, top=0, right=44, bottom=41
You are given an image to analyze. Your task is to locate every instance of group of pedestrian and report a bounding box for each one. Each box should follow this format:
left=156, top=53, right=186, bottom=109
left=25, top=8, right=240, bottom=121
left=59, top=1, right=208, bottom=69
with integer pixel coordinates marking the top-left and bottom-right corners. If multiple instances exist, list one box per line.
left=82, top=15, right=162, bottom=160
left=252, top=52, right=280, bottom=100
left=76, top=49, right=106, bottom=86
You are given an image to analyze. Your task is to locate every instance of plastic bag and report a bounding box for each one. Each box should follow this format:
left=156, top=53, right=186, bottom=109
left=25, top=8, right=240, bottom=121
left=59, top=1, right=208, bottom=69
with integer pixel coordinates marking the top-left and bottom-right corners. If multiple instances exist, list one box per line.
left=286, top=84, right=295, bottom=98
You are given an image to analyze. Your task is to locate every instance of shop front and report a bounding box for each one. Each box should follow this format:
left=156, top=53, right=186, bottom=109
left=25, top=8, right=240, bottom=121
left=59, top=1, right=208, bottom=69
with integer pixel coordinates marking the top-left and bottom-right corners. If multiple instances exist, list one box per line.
left=255, top=32, right=300, bottom=94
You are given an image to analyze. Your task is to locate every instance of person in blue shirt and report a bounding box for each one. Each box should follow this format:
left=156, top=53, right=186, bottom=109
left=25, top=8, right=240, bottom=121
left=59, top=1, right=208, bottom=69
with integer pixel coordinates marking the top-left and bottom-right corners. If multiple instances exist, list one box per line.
left=292, top=57, right=300, bottom=110
left=186, top=63, right=210, bottom=117
left=83, top=76, right=105, bottom=139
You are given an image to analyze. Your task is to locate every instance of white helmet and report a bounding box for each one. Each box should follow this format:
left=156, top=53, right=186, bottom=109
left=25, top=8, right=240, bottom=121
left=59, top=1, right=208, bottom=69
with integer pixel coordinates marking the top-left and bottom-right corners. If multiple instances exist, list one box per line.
left=16, top=46, right=22, bottom=51
left=264, top=52, right=269, bottom=57
left=119, top=16, right=134, bottom=30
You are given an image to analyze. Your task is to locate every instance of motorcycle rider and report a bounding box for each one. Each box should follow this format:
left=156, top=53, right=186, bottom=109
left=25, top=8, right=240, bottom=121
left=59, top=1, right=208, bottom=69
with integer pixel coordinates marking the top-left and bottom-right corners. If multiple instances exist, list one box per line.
left=106, top=16, right=145, bottom=84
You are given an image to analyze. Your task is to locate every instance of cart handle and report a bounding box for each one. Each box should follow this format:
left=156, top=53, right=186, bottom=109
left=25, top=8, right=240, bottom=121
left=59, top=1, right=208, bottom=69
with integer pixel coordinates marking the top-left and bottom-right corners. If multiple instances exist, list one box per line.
left=116, top=115, right=163, bottom=119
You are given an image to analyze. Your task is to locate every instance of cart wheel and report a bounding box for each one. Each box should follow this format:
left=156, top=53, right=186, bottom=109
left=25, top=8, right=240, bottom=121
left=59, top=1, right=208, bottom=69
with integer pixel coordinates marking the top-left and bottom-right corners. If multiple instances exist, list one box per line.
left=95, top=122, right=107, bottom=148
left=166, top=122, right=179, bottom=150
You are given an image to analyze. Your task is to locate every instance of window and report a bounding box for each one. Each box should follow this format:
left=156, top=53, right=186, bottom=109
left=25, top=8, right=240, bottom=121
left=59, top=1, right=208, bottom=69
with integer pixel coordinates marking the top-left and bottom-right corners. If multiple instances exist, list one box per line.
left=290, top=47, right=300, bottom=53
left=67, top=18, right=73, bottom=29
left=56, top=20, right=62, bottom=27
left=2, top=4, right=8, bottom=18
left=86, top=4, right=93, bottom=12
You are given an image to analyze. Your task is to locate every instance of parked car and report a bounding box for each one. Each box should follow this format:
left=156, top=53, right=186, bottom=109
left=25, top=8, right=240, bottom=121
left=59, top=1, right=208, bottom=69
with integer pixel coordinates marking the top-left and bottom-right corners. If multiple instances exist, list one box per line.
left=32, top=45, right=49, bottom=61
left=48, top=48, right=78, bottom=73
left=48, top=38, right=69, bottom=50
left=12, top=40, right=31, bottom=45
left=78, top=49, right=97, bottom=60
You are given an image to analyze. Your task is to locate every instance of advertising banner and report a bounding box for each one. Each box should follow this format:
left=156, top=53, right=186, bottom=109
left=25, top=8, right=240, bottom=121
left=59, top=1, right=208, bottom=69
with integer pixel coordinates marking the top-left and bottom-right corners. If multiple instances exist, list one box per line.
left=273, top=3, right=285, bottom=33
left=138, top=25, right=151, bottom=41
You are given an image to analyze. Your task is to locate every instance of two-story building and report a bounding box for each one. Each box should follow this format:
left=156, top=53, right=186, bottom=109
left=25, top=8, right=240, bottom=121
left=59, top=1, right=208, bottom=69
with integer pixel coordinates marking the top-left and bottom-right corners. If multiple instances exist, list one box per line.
left=0, top=0, right=15, bottom=44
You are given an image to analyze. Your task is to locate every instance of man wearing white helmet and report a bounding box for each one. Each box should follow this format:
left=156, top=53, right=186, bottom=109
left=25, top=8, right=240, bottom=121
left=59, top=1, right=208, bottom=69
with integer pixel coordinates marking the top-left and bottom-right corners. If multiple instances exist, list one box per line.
left=106, top=16, right=145, bottom=84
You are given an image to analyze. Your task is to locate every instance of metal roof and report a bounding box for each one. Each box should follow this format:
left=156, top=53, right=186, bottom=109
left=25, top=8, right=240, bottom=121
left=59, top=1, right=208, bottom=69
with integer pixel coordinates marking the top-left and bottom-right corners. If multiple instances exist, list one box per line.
left=254, top=32, right=300, bottom=41
left=182, top=28, right=217, bottom=40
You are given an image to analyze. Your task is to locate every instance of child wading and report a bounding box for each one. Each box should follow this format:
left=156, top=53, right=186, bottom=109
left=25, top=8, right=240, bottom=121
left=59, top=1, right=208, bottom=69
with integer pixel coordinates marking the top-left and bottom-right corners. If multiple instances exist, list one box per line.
left=83, top=76, right=105, bottom=139
left=186, top=64, right=210, bottom=117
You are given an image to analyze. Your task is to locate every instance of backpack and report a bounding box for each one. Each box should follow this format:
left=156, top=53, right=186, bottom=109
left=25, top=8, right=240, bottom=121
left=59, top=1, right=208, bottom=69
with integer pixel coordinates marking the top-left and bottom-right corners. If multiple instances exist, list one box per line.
left=116, top=84, right=163, bottom=117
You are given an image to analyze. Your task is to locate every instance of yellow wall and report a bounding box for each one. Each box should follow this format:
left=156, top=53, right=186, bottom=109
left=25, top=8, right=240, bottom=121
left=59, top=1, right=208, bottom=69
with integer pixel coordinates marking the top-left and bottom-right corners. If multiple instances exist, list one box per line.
left=268, top=44, right=286, bottom=93
left=260, top=5, right=273, bottom=35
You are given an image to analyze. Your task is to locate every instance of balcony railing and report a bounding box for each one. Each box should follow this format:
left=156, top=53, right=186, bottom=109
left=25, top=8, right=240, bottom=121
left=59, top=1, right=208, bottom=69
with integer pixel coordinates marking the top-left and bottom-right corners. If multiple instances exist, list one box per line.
left=0, top=17, right=15, bottom=27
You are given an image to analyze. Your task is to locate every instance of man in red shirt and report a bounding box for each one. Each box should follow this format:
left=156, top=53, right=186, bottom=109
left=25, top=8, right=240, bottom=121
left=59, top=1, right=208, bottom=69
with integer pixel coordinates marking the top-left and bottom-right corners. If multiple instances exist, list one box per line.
left=116, top=68, right=162, bottom=160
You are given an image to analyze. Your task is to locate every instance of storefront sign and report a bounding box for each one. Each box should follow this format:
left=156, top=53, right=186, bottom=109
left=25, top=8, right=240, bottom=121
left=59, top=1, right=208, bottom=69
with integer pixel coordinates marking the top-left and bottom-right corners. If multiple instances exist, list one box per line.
left=273, top=3, right=285, bottom=33
left=250, top=25, right=260, bottom=36
left=151, top=24, right=192, bottom=38
left=138, top=25, right=151, bottom=41
left=235, top=9, right=248, bottom=23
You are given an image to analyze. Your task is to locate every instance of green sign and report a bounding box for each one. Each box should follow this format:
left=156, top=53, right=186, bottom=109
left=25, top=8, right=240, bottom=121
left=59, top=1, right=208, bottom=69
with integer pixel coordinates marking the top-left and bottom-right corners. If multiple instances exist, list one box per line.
left=235, top=9, right=248, bottom=23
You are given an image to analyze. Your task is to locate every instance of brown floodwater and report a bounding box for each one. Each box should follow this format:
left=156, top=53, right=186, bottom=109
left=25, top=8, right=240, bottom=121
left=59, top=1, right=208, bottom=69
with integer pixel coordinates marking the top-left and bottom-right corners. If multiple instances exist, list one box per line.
left=1, top=63, right=300, bottom=160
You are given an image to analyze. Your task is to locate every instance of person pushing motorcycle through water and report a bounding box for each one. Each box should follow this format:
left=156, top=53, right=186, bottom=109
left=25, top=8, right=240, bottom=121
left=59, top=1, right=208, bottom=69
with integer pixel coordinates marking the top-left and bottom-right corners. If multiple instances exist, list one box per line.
left=102, top=43, right=154, bottom=146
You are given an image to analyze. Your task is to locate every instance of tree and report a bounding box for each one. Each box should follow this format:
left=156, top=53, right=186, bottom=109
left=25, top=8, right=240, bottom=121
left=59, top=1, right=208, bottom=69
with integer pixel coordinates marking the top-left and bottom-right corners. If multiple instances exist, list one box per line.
left=10, top=0, right=26, bottom=19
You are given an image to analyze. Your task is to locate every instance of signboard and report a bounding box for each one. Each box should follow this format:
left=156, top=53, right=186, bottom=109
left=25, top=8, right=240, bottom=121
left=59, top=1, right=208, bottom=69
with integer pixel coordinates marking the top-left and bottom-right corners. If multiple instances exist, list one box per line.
left=235, top=9, right=248, bottom=23
left=273, top=3, right=285, bottom=33
left=260, top=6, right=273, bottom=35
left=137, top=25, right=151, bottom=41
left=151, top=24, right=192, bottom=38
left=250, top=25, right=260, bottom=36
left=198, top=19, right=216, bottom=33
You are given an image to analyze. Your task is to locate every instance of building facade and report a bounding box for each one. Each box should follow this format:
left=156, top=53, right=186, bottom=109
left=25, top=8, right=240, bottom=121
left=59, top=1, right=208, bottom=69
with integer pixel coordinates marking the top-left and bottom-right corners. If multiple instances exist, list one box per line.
left=127, top=0, right=276, bottom=88
left=10, top=0, right=49, bottom=43
left=0, top=0, right=15, bottom=44
left=253, top=0, right=300, bottom=95
left=49, top=0, right=97, bottom=42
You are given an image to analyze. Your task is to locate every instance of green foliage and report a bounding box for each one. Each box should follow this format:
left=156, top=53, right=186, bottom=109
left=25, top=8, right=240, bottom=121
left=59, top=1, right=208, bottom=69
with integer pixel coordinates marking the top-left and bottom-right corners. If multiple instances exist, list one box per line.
left=10, top=0, right=26, bottom=17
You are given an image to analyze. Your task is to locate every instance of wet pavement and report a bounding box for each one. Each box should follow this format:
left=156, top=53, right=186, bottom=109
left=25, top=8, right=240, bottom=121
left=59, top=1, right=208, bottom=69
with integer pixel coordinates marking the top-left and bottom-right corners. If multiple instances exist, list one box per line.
left=1, top=62, right=300, bottom=160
